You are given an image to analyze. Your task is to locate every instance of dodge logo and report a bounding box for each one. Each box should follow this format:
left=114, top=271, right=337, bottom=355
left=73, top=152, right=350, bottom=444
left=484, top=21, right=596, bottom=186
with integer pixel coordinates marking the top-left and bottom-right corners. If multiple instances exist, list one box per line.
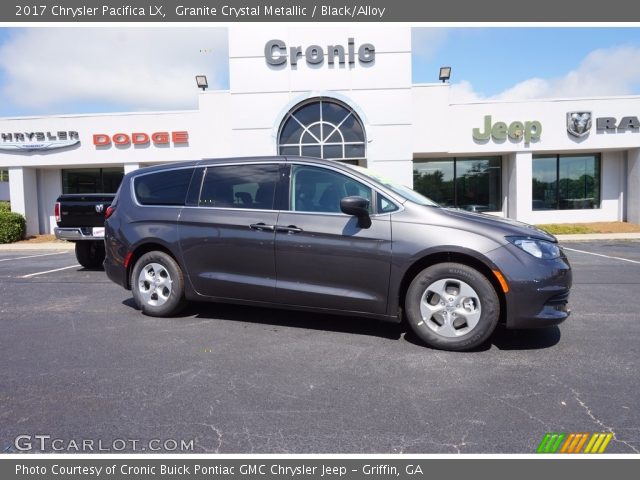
left=567, top=111, right=592, bottom=138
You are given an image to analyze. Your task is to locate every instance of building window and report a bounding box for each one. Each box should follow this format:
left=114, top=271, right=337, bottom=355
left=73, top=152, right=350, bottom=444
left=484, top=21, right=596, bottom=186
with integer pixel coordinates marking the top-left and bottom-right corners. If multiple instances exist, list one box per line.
left=278, top=98, right=366, bottom=163
left=413, top=157, right=502, bottom=212
left=532, top=154, right=600, bottom=210
left=62, top=167, right=124, bottom=194
left=0, top=169, right=8, bottom=182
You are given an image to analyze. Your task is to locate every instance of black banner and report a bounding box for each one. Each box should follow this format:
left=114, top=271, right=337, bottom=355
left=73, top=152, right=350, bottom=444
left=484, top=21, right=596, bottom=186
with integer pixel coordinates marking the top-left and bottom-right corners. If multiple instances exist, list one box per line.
left=2, top=459, right=639, bottom=480
left=3, top=0, right=640, bottom=22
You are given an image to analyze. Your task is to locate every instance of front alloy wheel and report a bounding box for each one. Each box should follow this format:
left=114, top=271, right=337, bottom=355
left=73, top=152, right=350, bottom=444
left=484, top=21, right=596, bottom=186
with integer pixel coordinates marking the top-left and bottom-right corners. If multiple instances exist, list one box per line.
left=405, top=262, right=500, bottom=351
left=420, top=278, right=482, bottom=338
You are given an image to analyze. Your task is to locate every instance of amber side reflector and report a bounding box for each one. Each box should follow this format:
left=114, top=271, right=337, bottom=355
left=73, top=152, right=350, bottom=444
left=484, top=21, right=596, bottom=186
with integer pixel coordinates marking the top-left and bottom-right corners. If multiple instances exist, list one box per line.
left=492, top=269, right=509, bottom=293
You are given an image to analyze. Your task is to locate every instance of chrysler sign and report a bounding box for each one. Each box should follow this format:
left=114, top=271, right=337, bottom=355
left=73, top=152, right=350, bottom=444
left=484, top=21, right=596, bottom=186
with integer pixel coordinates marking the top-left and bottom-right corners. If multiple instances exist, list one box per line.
left=0, top=131, right=80, bottom=152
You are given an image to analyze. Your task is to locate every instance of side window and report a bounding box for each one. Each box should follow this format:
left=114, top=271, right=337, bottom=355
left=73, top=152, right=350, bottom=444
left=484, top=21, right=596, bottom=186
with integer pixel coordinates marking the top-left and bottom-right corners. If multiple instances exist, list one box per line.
left=377, top=194, right=399, bottom=213
left=134, top=168, right=194, bottom=206
left=291, top=165, right=372, bottom=213
left=199, top=164, right=280, bottom=210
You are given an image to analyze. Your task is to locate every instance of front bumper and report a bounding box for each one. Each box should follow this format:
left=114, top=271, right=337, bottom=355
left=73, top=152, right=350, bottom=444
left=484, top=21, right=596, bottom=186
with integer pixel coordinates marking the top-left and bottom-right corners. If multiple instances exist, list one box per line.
left=486, top=243, right=572, bottom=329
left=54, top=227, right=104, bottom=241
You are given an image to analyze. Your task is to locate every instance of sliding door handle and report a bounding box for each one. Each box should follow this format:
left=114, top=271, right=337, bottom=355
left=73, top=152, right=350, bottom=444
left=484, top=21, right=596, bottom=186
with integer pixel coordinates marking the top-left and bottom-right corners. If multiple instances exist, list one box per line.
left=276, top=225, right=303, bottom=234
left=249, top=223, right=275, bottom=232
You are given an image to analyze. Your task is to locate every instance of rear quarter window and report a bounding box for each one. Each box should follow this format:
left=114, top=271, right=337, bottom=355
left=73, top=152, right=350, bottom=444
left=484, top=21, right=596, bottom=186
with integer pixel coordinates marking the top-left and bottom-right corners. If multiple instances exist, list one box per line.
left=134, top=168, right=194, bottom=206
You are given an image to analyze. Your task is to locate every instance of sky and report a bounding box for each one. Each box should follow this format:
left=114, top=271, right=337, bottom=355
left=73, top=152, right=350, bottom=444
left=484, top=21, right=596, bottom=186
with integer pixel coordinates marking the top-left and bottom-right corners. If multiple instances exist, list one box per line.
left=412, top=27, right=640, bottom=102
left=1, top=27, right=640, bottom=117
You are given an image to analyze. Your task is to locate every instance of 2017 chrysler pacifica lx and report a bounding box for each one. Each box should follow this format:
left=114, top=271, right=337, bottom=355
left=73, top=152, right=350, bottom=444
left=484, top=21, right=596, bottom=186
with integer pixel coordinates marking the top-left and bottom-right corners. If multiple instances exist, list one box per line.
left=104, top=156, right=571, bottom=351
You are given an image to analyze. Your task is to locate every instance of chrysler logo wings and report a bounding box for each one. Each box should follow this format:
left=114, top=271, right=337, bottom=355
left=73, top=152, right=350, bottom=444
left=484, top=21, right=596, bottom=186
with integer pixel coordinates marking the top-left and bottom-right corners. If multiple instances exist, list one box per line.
left=567, top=111, right=592, bottom=137
left=0, top=131, right=80, bottom=152
left=0, top=140, right=80, bottom=152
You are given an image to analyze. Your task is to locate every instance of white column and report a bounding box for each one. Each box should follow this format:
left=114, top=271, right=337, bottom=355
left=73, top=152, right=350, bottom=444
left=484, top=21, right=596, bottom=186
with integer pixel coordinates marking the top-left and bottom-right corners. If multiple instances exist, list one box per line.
left=507, top=151, right=533, bottom=222
left=8, top=167, right=39, bottom=236
left=124, top=163, right=140, bottom=175
left=627, top=148, right=640, bottom=224
left=37, top=169, right=62, bottom=234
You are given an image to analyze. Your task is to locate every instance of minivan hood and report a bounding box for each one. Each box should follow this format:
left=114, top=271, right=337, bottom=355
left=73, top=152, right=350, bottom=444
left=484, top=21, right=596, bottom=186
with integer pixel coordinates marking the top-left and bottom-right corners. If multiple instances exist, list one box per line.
left=437, top=207, right=557, bottom=243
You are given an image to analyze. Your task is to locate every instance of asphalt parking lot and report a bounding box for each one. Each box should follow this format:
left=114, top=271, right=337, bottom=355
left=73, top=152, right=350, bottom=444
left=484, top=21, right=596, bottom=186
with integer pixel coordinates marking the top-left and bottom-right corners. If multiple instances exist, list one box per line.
left=0, top=241, right=639, bottom=454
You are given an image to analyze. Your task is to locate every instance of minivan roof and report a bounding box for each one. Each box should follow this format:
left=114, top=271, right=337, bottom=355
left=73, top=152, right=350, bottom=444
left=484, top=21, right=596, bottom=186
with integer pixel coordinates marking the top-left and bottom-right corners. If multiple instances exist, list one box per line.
left=199, top=156, right=340, bottom=166
left=129, top=156, right=351, bottom=174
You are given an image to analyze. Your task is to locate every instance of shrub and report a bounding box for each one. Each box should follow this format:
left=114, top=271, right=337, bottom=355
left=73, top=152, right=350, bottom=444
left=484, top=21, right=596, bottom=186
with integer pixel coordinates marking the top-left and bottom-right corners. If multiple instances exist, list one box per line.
left=0, top=211, right=26, bottom=243
left=0, top=201, right=10, bottom=212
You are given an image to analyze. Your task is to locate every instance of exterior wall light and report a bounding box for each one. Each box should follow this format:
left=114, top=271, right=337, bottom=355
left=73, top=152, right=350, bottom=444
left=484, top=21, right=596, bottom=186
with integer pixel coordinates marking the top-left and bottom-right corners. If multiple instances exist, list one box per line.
left=195, top=75, right=208, bottom=91
left=439, top=66, right=451, bottom=83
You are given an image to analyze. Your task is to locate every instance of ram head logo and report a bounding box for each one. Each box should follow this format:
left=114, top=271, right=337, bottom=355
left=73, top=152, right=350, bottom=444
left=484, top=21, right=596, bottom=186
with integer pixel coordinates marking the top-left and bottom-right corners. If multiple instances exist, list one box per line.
left=567, top=111, right=592, bottom=138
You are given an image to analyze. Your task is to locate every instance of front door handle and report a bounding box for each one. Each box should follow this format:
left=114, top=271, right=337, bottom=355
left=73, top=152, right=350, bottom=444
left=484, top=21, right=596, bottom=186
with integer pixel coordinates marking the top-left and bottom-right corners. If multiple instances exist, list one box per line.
left=276, top=225, right=303, bottom=234
left=249, top=223, right=275, bottom=232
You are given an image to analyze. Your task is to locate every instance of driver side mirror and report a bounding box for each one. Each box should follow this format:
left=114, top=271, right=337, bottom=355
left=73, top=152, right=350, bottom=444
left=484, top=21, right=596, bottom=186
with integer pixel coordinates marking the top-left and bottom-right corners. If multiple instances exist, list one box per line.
left=340, top=196, right=372, bottom=229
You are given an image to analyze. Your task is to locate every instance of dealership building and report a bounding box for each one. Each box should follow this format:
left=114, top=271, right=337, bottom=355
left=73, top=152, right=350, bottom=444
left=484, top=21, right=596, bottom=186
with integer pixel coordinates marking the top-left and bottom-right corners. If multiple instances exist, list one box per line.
left=1, top=27, right=640, bottom=235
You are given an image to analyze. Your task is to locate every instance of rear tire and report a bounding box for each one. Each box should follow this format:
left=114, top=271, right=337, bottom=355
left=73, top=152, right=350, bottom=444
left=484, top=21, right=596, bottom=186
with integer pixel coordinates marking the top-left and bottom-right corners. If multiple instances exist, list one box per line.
left=131, top=251, right=186, bottom=317
left=75, top=241, right=105, bottom=269
left=405, top=262, right=499, bottom=351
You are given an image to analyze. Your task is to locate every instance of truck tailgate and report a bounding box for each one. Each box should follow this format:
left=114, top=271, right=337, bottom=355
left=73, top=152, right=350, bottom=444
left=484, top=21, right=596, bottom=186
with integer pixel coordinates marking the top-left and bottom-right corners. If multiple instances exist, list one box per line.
left=57, top=194, right=114, bottom=228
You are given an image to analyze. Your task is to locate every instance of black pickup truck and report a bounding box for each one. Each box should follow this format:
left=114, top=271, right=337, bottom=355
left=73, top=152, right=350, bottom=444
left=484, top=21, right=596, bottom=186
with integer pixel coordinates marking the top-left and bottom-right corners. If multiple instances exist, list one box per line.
left=54, top=194, right=115, bottom=268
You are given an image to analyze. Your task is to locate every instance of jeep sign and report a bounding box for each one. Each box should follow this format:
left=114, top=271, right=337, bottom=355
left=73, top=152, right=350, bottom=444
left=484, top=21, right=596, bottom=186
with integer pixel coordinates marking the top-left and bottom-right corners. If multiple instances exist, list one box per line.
left=473, top=115, right=542, bottom=144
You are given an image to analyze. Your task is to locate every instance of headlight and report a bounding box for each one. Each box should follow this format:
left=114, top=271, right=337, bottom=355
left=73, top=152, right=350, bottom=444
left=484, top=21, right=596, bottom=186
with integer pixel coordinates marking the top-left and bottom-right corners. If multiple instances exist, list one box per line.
left=507, top=237, right=560, bottom=259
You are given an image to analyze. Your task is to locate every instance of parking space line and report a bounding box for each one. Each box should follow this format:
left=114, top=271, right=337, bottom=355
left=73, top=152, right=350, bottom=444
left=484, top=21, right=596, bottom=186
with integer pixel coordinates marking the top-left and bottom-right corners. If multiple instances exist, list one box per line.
left=20, top=264, right=81, bottom=278
left=0, top=251, right=69, bottom=263
left=563, top=247, right=640, bottom=265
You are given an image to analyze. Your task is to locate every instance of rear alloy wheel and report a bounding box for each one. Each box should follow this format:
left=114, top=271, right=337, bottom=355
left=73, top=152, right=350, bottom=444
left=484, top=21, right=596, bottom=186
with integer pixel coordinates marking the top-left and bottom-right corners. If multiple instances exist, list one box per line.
left=405, top=263, right=499, bottom=351
left=131, top=251, right=186, bottom=317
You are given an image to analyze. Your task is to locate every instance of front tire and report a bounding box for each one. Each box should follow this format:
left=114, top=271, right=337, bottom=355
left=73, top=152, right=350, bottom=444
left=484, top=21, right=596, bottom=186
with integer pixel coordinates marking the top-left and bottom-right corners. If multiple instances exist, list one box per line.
left=75, top=241, right=105, bottom=269
left=405, top=262, right=500, bottom=351
left=131, top=251, right=186, bottom=317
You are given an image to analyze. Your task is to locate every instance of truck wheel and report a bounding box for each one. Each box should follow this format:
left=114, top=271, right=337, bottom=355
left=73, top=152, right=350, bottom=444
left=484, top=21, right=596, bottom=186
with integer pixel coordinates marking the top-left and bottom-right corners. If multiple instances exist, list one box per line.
left=131, top=251, right=186, bottom=317
left=405, top=262, right=500, bottom=351
left=75, top=241, right=105, bottom=269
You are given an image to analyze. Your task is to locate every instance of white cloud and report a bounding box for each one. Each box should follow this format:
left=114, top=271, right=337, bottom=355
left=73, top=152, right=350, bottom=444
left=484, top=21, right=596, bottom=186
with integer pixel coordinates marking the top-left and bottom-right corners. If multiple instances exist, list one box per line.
left=411, top=28, right=448, bottom=61
left=0, top=28, right=228, bottom=113
left=451, top=45, right=640, bottom=103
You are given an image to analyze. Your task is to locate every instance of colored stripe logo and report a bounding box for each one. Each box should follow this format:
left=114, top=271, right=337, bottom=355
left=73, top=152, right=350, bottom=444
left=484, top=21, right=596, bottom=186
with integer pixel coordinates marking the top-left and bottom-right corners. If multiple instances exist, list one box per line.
left=537, top=432, right=613, bottom=453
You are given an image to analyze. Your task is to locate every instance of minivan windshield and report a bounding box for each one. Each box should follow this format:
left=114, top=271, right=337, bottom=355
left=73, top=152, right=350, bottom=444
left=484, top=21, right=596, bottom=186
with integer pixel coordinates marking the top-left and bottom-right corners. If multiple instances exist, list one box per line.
left=347, top=165, right=440, bottom=207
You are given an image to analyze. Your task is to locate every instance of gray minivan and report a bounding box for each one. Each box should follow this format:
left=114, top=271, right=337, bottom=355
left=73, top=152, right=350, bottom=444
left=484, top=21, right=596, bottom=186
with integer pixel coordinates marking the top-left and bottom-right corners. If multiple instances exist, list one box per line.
left=104, top=156, right=571, bottom=351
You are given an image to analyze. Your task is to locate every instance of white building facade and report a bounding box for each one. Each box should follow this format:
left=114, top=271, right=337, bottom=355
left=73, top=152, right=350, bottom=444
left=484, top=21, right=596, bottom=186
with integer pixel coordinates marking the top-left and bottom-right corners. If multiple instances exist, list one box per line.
left=1, top=26, right=640, bottom=235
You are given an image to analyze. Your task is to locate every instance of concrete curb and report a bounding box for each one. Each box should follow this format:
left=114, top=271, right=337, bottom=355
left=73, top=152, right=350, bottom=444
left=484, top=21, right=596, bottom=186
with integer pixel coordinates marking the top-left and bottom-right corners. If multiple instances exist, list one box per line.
left=556, top=233, right=640, bottom=242
left=0, top=242, right=75, bottom=251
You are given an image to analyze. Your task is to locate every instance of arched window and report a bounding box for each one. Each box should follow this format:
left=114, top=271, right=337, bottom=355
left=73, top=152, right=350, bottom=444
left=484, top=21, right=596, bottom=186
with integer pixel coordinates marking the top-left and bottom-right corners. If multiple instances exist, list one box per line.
left=278, top=98, right=366, bottom=163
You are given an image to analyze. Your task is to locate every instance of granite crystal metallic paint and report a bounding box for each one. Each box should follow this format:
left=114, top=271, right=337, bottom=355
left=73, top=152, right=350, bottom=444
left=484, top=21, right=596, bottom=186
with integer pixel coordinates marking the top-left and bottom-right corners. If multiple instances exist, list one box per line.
left=104, top=156, right=572, bottom=351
